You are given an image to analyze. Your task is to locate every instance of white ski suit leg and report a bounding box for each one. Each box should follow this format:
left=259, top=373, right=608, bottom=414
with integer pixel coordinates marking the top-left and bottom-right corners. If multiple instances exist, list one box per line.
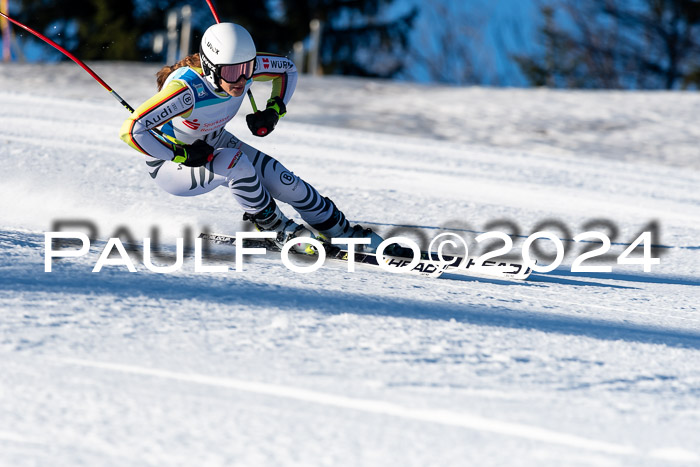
left=227, top=137, right=335, bottom=226
left=144, top=131, right=334, bottom=225
left=144, top=144, right=270, bottom=212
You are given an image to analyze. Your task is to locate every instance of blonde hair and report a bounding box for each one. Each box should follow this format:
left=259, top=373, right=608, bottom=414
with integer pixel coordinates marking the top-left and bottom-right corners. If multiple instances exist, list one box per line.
left=156, top=53, right=202, bottom=90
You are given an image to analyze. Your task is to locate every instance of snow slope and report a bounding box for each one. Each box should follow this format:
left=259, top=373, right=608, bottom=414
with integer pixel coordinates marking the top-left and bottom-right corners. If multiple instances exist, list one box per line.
left=1, top=62, right=700, bottom=466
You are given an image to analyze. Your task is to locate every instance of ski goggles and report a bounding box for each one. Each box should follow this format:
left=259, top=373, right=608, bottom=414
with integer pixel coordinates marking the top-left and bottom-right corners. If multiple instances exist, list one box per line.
left=217, top=59, right=255, bottom=83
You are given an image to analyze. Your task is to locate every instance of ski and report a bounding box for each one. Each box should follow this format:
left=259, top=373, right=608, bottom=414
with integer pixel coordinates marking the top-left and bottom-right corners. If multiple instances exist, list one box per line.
left=199, top=232, right=534, bottom=280
left=382, top=244, right=533, bottom=280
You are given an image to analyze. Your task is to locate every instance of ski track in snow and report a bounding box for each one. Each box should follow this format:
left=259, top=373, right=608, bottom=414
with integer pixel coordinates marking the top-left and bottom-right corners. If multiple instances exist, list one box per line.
left=1, top=63, right=700, bottom=466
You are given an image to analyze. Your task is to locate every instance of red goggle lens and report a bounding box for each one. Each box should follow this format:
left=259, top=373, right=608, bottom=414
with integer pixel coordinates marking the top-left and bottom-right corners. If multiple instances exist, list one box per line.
left=219, top=60, right=255, bottom=83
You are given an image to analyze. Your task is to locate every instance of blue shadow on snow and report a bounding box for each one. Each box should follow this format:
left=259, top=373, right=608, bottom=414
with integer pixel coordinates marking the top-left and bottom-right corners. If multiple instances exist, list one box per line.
left=2, top=264, right=700, bottom=351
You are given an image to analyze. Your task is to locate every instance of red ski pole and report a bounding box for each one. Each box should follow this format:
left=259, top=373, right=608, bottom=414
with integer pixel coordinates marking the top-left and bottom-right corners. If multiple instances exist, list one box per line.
left=0, top=11, right=137, bottom=113
left=0, top=10, right=176, bottom=143
left=204, top=0, right=222, bottom=24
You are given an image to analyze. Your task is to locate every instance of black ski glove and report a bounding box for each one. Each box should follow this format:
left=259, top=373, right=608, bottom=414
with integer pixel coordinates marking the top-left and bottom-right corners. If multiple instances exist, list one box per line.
left=171, top=139, right=215, bottom=167
left=246, top=96, right=287, bottom=137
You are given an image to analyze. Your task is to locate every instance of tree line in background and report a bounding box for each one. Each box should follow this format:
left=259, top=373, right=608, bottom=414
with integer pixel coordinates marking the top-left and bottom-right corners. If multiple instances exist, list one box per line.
left=515, top=0, right=700, bottom=89
left=7, top=0, right=700, bottom=89
left=13, top=0, right=417, bottom=78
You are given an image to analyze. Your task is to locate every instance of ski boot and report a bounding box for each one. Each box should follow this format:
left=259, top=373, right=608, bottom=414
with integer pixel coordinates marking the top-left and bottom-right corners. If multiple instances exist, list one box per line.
left=312, top=199, right=384, bottom=253
left=244, top=200, right=317, bottom=255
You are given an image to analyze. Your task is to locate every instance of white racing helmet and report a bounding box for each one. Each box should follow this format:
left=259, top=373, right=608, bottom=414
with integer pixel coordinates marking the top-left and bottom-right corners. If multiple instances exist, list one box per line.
left=199, top=23, right=256, bottom=90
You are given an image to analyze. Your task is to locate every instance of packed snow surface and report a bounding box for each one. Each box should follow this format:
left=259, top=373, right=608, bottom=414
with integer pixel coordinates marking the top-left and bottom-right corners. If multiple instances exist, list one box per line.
left=1, top=62, right=700, bottom=466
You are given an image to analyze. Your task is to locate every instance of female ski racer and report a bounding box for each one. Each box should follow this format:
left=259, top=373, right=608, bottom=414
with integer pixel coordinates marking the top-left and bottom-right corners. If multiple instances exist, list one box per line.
left=120, top=22, right=382, bottom=254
